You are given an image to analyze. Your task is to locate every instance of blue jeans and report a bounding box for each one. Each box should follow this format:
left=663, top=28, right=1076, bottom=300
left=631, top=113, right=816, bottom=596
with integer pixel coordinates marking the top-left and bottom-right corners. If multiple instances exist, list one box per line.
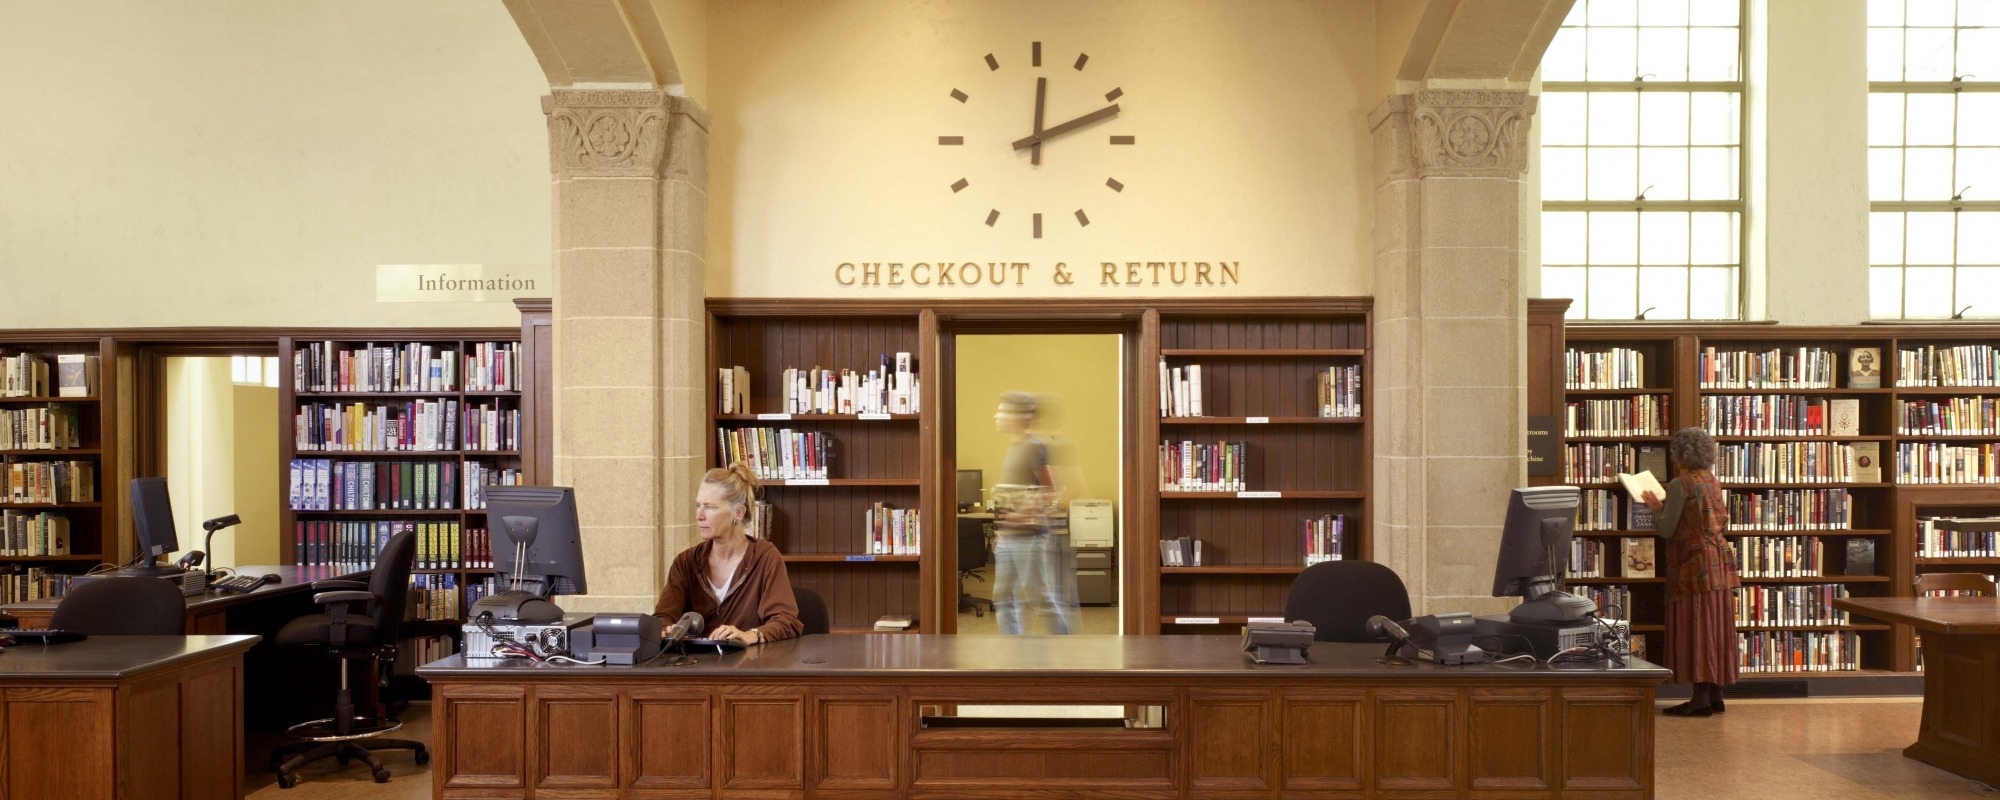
left=992, top=533, right=1077, bottom=635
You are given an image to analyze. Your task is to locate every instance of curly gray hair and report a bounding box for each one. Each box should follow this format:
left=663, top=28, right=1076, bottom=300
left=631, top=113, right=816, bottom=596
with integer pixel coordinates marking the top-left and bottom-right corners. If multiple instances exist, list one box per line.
left=1669, top=427, right=1718, bottom=470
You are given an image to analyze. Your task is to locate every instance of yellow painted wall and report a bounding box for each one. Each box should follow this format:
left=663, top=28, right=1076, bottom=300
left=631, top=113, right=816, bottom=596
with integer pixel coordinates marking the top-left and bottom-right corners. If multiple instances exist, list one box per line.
left=953, top=335, right=1122, bottom=519
left=163, top=359, right=280, bottom=568
left=0, top=0, right=550, bottom=329
left=705, top=0, right=1377, bottom=299
left=232, top=385, right=282, bottom=566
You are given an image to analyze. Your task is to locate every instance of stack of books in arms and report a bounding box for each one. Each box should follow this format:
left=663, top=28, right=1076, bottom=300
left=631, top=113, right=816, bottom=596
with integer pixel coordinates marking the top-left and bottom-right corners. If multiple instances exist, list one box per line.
left=0, top=403, right=81, bottom=450
left=1158, top=361, right=1204, bottom=417
left=873, top=615, right=914, bottom=632
left=864, top=503, right=920, bottom=555
left=295, top=342, right=459, bottom=393
left=0, top=460, right=95, bottom=503
left=289, top=459, right=458, bottom=511
left=1158, top=441, right=1247, bottom=491
left=0, top=352, right=49, bottom=397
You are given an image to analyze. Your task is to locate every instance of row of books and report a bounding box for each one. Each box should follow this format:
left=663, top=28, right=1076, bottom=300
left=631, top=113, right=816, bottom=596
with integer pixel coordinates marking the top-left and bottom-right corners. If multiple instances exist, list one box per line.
left=292, top=520, right=487, bottom=569
left=1899, top=397, right=1998, bottom=435
left=1574, top=488, right=1642, bottom=531
left=1303, top=514, right=1347, bottom=565
left=0, top=404, right=83, bottom=450
left=295, top=341, right=521, bottom=394
left=1579, top=584, right=1633, bottom=617
left=0, top=567, right=74, bottom=604
left=1701, top=395, right=1860, bottom=437
left=1736, top=583, right=1851, bottom=627
left=1316, top=365, right=1363, bottom=418
left=408, top=573, right=463, bottom=620
left=1568, top=537, right=1608, bottom=578
left=1160, top=536, right=1204, bottom=566
left=0, top=460, right=95, bottom=504
left=864, top=504, right=921, bottom=555
left=738, top=355, right=920, bottom=415
left=1731, top=535, right=1828, bottom=578
left=1915, top=517, right=1998, bottom=557
left=405, top=634, right=459, bottom=665
left=289, top=459, right=462, bottom=512
left=1715, top=441, right=1879, bottom=485
left=1898, top=344, right=1998, bottom=387
left=1158, top=361, right=1204, bottom=417
left=0, top=353, right=98, bottom=399
left=716, top=428, right=834, bottom=480
left=1893, top=443, right=1998, bottom=484
left=295, top=400, right=519, bottom=453
left=1565, top=443, right=1667, bottom=484
left=1739, top=630, right=1860, bottom=672
left=464, top=463, right=523, bottom=510
left=1723, top=488, right=1853, bottom=530
left=1567, top=347, right=1648, bottom=390
left=0, top=511, right=70, bottom=556
left=1158, top=441, right=1249, bottom=492
left=1564, top=396, right=1671, bottom=436
left=1698, top=346, right=1842, bottom=389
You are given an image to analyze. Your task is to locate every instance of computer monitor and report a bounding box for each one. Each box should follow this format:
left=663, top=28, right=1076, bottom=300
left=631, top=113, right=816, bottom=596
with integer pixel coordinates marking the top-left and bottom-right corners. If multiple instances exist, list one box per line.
left=1492, top=485, right=1596, bottom=623
left=125, top=477, right=180, bottom=577
left=956, top=469, right=983, bottom=512
left=475, top=485, right=586, bottom=623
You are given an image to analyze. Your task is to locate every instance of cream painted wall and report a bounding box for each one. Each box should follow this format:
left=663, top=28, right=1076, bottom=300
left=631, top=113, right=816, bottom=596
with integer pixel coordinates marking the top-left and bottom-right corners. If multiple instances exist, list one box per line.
left=0, top=1, right=550, bottom=329
left=1752, top=0, right=1870, bottom=324
left=705, top=0, right=1376, bottom=299
left=162, top=360, right=280, bottom=567
left=954, top=335, right=1123, bottom=520
left=658, top=0, right=710, bottom=104
left=232, top=384, right=281, bottom=566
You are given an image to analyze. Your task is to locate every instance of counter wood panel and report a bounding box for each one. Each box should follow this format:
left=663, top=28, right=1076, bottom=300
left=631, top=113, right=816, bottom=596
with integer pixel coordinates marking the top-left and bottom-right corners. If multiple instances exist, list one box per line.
left=421, top=635, right=1668, bottom=800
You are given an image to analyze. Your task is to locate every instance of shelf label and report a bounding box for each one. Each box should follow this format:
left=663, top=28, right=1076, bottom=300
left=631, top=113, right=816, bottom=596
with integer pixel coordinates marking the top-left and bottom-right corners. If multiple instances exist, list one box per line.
left=1247, top=616, right=1286, bottom=624
left=1173, top=617, right=1222, bottom=625
left=845, top=555, right=876, bottom=562
left=1246, top=416, right=1270, bottom=424
left=786, top=478, right=830, bottom=486
left=1237, top=491, right=1282, bottom=499
left=857, top=413, right=892, bottom=420
left=757, top=413, right=793, bottom=421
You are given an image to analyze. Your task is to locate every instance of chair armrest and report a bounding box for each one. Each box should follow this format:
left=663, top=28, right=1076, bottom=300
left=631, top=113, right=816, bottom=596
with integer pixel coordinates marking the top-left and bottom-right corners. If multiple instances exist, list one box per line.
left=311, top=580, right=368, bottom=592
left=313, top=590, right=376, bottom=606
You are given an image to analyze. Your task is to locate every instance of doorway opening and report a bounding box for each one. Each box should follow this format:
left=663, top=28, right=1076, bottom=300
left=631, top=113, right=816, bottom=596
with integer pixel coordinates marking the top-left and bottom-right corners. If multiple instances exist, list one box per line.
left=948, top=333, right=1124, bottom=636
left=155, top=353, right=283, bottom=570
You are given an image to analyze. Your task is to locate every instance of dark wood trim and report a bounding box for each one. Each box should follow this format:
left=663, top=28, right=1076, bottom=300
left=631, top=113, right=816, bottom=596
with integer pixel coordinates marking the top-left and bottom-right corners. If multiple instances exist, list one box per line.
left=515, top=299, right=554, bottom=485
left=706, top=297, right=1374, bottom=319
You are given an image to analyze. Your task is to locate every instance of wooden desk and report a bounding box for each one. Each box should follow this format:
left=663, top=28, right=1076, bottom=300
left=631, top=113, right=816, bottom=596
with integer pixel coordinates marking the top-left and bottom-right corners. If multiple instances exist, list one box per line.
left=419, top=634, right=1670, bottom=799
left=0, top=564, right=369, bottom=631
left=0, top=634, right=257, bottom=799
left=1836, top=596, right=2000, bottom=788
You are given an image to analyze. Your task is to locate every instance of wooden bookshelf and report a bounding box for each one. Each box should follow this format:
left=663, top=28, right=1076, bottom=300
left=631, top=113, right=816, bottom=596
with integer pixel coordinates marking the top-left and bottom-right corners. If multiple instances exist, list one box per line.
left=1553, top=323, right=2000, bottom=676
left=1143, top=305, right=1372, bottom=634
left=277, top=330, right=528, bottom=626
left=0, top=335, right=116, bottom=605
left=706, top=305, right=936, bottom=632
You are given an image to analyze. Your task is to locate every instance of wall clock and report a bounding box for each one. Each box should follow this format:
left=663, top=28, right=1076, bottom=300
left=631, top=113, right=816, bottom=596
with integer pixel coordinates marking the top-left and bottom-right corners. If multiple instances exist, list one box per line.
left=941, top=41, right=1134, bottom=239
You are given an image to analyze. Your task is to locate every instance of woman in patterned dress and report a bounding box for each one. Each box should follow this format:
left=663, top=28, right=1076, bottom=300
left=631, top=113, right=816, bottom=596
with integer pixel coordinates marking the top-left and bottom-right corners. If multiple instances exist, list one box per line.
left=1641, top=427, right=1740, bottom=716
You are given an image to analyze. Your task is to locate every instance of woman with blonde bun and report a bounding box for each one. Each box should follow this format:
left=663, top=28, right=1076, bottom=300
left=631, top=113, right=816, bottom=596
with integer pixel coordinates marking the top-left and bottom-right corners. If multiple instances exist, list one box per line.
left=653, top=462, right=802, bottom=644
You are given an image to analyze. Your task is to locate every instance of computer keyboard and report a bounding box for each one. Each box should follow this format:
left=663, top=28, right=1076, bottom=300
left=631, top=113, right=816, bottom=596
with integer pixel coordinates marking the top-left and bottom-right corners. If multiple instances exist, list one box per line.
left=212, top=573, right=279, bottom=594
left=4, top=628, right=86, bottom=645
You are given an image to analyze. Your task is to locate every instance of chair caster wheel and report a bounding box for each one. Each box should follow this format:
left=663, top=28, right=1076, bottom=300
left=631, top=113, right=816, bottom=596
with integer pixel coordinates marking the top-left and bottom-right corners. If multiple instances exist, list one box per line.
left=373, top=768, right=392, bottom=783
left=415, top=749, right=431, bottom=765
left=277, top=773, right=299, bottom=789
left=336, top=754, right=351, bottom=767
left=975, top=608, right=984, bottom=617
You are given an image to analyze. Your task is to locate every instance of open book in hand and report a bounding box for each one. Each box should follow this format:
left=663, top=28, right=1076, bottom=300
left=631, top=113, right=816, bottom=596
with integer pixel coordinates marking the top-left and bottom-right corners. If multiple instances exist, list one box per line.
left=1615, top=470, right=1665, bottom=503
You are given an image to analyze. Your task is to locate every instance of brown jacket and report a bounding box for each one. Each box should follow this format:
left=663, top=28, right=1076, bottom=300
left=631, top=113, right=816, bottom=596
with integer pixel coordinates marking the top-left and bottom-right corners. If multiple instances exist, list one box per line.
left=653, top=538, right=803, bottom=642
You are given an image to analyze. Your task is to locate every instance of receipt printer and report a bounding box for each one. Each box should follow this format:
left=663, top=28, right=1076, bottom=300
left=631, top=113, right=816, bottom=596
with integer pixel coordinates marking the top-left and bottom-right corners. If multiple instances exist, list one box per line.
left=590, top=613, right=663, bottom=666
left=1242, top=620, right=1316, bottom=664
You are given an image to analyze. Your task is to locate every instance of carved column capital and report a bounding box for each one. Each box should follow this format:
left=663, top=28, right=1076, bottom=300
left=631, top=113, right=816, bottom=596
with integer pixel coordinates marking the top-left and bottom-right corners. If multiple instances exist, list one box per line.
left=541, top=90, right=711, bottom=178
left=1405, top=90, right=1536, bottom=179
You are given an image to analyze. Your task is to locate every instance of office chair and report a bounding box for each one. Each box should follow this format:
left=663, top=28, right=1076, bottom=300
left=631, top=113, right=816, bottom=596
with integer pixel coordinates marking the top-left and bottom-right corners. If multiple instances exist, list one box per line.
left=48, top=577, right=186, bottom=634
left=268, top=528, right=426, bottom=788
left=1282, top=560, right=1413, bottom=643
left=795, top=586, right=831, bottom=635
left=957, top=519, right=994, bottom=617
left=1916, top=572, right=1997, bottom=596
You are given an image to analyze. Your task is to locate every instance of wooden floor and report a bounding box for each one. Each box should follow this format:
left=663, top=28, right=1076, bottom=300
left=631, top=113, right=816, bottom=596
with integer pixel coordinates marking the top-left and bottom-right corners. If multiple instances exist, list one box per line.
left=244, top=693, right=1995, bottom=799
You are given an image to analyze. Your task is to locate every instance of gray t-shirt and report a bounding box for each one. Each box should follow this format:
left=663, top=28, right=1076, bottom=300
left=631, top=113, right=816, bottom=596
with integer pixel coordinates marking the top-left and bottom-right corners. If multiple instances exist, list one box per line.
left=996, top=436, right=1049, bottom=534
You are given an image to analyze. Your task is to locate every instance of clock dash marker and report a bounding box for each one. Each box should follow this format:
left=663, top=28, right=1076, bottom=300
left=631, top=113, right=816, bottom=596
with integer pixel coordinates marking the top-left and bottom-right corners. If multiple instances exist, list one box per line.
left=1075, top=53, right=1090, bottom=71
left=951, top=89, right=968, bottom=103
left=985, top=209, right=1000, bottom=227
left=951, top=178, right=969, bottom=193
left=1105, top=87, right=1122, bottom=102
left=985, top=54, right=999, bottom=71
left=1075, top=209, right=1090, bottom=227
left=938, top=136, right=964, bottom=145
left=1111, top=135, right=1136, bottom=145
left=1107, top=177, right=1124, bottom=192
left=1033, top=213, right=1043, bottom=239
left=1032, top=42, right=1041, bottom=67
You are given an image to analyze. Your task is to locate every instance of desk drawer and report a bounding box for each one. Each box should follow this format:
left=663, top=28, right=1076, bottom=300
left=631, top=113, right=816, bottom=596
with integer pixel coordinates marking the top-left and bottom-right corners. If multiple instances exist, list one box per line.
left=1075, top=550, right=1114, bottom=570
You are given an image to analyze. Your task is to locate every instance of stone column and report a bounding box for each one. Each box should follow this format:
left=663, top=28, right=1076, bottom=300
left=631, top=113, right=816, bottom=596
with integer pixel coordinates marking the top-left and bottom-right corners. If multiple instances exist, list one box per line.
left=1370, top=90, right=1537, bottom=614
left=542, top=90, right=710, bottom=612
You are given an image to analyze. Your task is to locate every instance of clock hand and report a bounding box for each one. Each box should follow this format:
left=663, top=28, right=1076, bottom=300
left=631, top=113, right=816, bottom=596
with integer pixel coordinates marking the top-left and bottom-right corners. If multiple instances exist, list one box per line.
left=1032, top=77, right=1046, bottom=166
left=1012, top=104, right=1121, bottom=150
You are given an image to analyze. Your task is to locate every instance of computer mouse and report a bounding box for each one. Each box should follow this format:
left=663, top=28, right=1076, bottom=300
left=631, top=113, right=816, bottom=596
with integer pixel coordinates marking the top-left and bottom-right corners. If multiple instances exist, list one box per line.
left=262, top=573, right=282, bottom=585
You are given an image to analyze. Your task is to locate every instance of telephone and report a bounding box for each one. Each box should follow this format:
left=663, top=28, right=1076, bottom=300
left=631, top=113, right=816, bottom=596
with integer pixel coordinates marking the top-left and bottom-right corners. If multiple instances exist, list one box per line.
left=175, top=551, right=206, bottom=571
